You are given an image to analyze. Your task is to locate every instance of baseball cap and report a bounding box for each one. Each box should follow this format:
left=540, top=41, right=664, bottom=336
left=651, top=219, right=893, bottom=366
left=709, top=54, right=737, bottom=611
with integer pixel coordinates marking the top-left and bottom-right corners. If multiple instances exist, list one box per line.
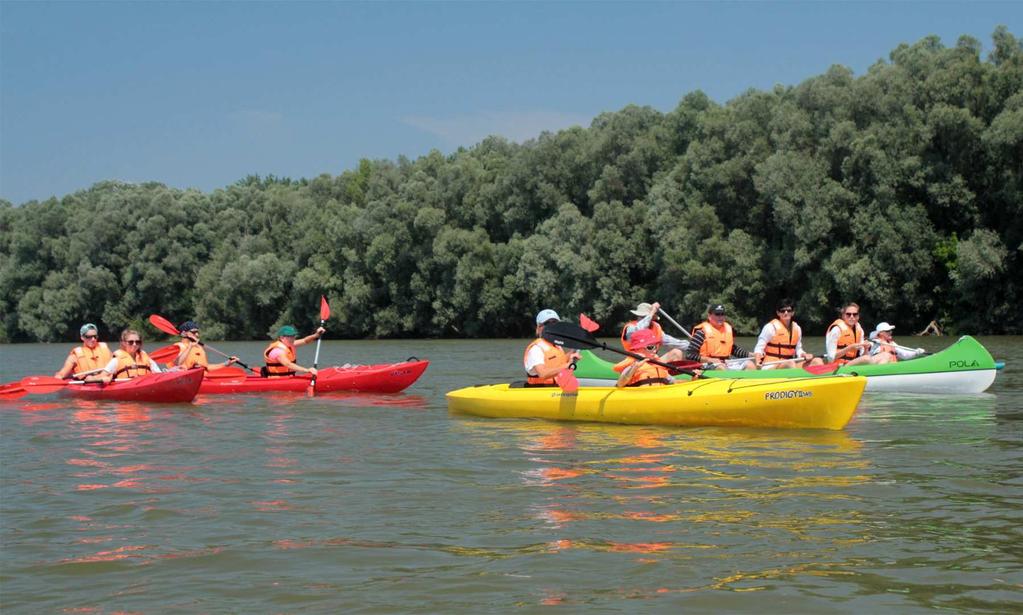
left=80, top=323, right=98, bottom=337
left=535, top=309, right=560, bottom=325
left=874, top=322, right=895, bottom=333
left=277, top=325, right=299, bottom=337
left=709, top=304, right=726, bottom=315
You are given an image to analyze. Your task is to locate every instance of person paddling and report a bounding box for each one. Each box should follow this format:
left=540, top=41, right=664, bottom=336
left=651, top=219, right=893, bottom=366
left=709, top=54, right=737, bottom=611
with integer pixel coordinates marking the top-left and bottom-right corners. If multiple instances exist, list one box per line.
left=620, top=302, right=687, bottom=362
left=614, top=329, right=675, bottom=387
left=168, top=320, right=238, bottom=371
left=54, top=323, right=113, bottom=379
left=686, top=304, right=755, bottom=370
left=752, top=299, right=823, bottom=369
left=524, top=309, right=579, bottom=386
left=89, top=330, right=163, bottom=383
left=869, top=322, right=926, bottom=363
left=262, top=325, right=325, bottom=378
left=824, top=302, right=875, bottom=365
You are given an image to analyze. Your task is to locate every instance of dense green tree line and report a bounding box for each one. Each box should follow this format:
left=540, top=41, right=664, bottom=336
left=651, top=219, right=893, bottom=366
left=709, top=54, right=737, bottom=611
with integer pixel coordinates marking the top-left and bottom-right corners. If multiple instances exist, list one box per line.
left=1, top=29, right=1021, bottom=343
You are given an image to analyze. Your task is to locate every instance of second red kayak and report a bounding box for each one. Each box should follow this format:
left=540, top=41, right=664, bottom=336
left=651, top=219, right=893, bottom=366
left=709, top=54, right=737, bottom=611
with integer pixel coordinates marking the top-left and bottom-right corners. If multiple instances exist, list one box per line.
left=198, top=359, right=429, bottom=395
left=62, top=368, right=205, bottom=403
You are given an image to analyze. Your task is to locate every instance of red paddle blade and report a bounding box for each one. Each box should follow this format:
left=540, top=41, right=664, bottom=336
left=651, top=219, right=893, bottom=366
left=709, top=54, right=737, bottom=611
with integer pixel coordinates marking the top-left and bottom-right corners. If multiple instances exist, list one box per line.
left=555, top=368, right=579, bottom=393
left=0, top=381, right=28, bottom=398
left=150, top=344, right=181, bottom=362
left=148, top=314, right=180, bottom=336
left=579, top=313, right=600, bottom=333
left=19, top=376, right=70, bottom=394
left=319, top=295, right=330, bottom=322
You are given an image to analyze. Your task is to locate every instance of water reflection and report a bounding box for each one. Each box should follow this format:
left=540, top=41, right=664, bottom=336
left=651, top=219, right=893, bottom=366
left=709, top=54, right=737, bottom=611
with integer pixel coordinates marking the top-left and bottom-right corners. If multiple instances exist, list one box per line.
left=454, top=419, right=872, bottom=593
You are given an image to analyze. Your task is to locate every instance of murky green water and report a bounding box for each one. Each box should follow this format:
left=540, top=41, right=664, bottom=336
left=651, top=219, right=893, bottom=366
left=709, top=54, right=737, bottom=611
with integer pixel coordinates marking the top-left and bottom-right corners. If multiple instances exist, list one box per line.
left=1, top=337, right=1021, bottom=612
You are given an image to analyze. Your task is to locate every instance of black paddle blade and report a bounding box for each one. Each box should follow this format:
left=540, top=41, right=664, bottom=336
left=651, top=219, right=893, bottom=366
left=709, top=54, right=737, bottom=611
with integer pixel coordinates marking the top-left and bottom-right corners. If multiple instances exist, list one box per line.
left=541, top=321, right=600, bottom=350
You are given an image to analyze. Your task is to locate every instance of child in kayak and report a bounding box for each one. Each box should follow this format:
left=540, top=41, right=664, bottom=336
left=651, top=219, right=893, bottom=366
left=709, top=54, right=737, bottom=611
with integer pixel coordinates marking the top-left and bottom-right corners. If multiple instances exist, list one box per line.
left=262, top=324, right=325, bottom=378
left=168, top=320, right=239, bottom=371
left=614, top=329, right=675, bottom=387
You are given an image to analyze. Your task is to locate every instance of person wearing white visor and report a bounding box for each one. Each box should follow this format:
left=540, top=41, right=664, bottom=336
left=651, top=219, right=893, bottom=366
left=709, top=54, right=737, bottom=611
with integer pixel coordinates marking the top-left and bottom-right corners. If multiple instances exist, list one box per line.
left=869, top=322, right=926, bottom=363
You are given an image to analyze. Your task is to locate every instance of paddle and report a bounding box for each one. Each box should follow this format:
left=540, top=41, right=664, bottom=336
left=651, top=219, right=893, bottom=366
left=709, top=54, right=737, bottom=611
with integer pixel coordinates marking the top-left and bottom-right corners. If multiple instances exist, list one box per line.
left=307, top=296, right=329, bottom=397
left=542, top=321, right=696, bottom=376
left=150, top=344, right=182, bottom=363
left=869, top=338, right=929, bottom=357
left=0, top=375, right=75, bottom=397
left=654, top=307, right=694, bottom=340
left=148, top=315, right=254, bottom=371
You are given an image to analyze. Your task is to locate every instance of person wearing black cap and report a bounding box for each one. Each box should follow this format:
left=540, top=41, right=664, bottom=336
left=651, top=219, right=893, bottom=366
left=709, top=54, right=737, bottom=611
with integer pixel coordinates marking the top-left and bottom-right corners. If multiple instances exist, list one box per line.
left=685, top=304, right=755, bottom=369
left=169, top=320, right=238, bottom=371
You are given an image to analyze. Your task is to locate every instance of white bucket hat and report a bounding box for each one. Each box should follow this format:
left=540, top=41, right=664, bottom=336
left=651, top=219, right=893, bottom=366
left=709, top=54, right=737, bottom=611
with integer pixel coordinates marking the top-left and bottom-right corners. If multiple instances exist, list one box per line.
left=630, top=302, right=654, bottom=317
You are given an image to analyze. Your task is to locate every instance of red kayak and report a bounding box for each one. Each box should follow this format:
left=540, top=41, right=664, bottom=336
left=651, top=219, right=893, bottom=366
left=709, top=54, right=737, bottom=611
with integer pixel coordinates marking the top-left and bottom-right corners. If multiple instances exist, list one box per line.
left=62, top=369, right=205, bottom=403
left=198, top=359, right=429, bottom=395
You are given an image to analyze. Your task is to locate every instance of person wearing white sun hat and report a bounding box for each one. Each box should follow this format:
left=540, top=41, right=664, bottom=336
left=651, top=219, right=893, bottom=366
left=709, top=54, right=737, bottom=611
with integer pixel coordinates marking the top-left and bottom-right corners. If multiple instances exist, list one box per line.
left=869, top=322, right=926, bottom=363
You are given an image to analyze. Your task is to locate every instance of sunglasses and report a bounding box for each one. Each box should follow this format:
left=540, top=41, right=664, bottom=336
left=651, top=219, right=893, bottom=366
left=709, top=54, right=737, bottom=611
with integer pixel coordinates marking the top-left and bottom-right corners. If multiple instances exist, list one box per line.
left=844, top=312, right=859, bottom=317
left=83, top=334, right=98, bottom=340
left=778, top=308, right=793, bottom=314
left=125, top=340, right=142, bottom=345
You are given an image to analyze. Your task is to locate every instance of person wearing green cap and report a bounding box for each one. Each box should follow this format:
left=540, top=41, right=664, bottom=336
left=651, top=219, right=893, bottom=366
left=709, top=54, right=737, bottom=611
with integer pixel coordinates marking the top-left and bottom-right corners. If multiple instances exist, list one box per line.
left=54, top=323, right=113, bottom=379
left=261, top=324, right=326, bottom=378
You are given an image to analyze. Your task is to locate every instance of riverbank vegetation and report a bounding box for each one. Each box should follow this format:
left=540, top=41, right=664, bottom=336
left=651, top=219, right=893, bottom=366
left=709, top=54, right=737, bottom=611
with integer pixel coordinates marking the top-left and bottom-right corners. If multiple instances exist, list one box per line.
left=2, top=28, right=1020, bottom=342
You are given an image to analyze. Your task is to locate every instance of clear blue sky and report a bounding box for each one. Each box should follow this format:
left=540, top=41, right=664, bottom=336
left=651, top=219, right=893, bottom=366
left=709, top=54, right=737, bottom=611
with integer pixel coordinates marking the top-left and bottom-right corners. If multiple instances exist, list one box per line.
left=1, top=1, right=1018, bottom=205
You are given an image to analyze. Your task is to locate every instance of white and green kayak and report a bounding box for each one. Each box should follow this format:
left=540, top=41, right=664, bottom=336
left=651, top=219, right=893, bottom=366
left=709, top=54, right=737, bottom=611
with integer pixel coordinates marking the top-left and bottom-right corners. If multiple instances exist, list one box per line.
left=574, top=336, right=1001, bottom=394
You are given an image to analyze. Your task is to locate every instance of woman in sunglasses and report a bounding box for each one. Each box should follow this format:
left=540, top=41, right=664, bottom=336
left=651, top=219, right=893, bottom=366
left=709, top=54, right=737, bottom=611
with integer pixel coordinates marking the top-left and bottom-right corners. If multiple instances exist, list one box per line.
left=824, top=302, right=876, bottom=366
left=613, top=329, right=675, bottom=387
left=752, top=299, right=823, bottom=369
left=88, top=329, right=164, bottom=383
left=54, top=323, right=112, bottom=379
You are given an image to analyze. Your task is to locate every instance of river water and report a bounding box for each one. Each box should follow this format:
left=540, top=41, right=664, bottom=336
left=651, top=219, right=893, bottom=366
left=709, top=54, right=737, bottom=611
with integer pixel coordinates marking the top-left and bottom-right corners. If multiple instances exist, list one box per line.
left=1, top=337, right=1021, bottom=612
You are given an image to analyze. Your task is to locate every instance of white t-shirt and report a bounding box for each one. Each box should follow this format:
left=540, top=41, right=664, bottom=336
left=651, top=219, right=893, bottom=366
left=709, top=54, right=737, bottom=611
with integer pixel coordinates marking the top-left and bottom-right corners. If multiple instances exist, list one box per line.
left=102, top=356, right=163, bottom=375
left=824, top=324, right=864, bottom=362
left=524, top=343, right=547, bottom=375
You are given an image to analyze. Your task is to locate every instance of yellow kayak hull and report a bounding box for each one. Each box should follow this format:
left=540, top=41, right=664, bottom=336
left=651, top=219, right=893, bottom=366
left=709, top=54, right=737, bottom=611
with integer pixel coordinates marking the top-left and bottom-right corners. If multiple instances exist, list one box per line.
left=447, top=376, right=866, bottom=430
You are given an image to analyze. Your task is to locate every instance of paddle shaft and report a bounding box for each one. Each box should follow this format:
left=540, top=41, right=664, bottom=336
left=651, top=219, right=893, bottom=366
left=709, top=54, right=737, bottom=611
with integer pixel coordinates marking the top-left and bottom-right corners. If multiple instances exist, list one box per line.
left=544, top=325, right=694, bottom=376
left=655, top=307, right=694, bottom=340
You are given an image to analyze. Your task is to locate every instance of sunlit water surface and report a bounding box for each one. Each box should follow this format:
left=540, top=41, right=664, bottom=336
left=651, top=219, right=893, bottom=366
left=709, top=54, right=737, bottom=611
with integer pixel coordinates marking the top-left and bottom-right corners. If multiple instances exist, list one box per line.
left=1, top=337, right=1021, bottom=612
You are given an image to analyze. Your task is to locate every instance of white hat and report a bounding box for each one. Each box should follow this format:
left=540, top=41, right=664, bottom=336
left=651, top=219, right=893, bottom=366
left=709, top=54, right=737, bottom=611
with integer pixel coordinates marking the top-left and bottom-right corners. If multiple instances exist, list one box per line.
left=874, top=322, right=895, bottom=333
left=630, top=302, right=654, bottom=317
left=535, top=309, right=560, bottom=325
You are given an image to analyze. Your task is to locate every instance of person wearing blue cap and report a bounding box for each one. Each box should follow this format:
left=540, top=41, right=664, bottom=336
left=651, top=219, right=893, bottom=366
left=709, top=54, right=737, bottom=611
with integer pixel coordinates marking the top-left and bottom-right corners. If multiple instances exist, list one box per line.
left=169, top=320, right=238, bottom=371
left=54, top=323, right=113, bottom=379
left=523, top=309, right=579, bottom=386
left=261, top=324, right=326, bottom=378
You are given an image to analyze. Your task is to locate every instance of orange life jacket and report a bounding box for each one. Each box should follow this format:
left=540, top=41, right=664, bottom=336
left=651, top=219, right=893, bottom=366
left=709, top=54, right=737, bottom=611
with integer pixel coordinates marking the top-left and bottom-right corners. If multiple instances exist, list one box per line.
left=68, top=342, right=112, bottom=375
left=828, top=319, right=864, bottom=364
left=523, top=338, right=570, bottom=386
left=263, top=340, right=297, bottom=377
left=874, top=341, right=898, bottom=362
left=695, top=321, right=735, bottom=361
left=620, top=321, right=664, bottom=351
left=612, top=356, right=672, bottom=386
left=168, top=340, right=207, bottom=370
left=111, top=349, right=153, bottom=379
left=764, top=319, right=799, bottom=359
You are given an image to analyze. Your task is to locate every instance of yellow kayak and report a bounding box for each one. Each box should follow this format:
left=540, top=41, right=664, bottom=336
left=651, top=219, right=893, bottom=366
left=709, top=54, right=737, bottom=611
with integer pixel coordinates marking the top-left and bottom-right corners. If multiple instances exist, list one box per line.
left=447, top=375, right=866, bottom=430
